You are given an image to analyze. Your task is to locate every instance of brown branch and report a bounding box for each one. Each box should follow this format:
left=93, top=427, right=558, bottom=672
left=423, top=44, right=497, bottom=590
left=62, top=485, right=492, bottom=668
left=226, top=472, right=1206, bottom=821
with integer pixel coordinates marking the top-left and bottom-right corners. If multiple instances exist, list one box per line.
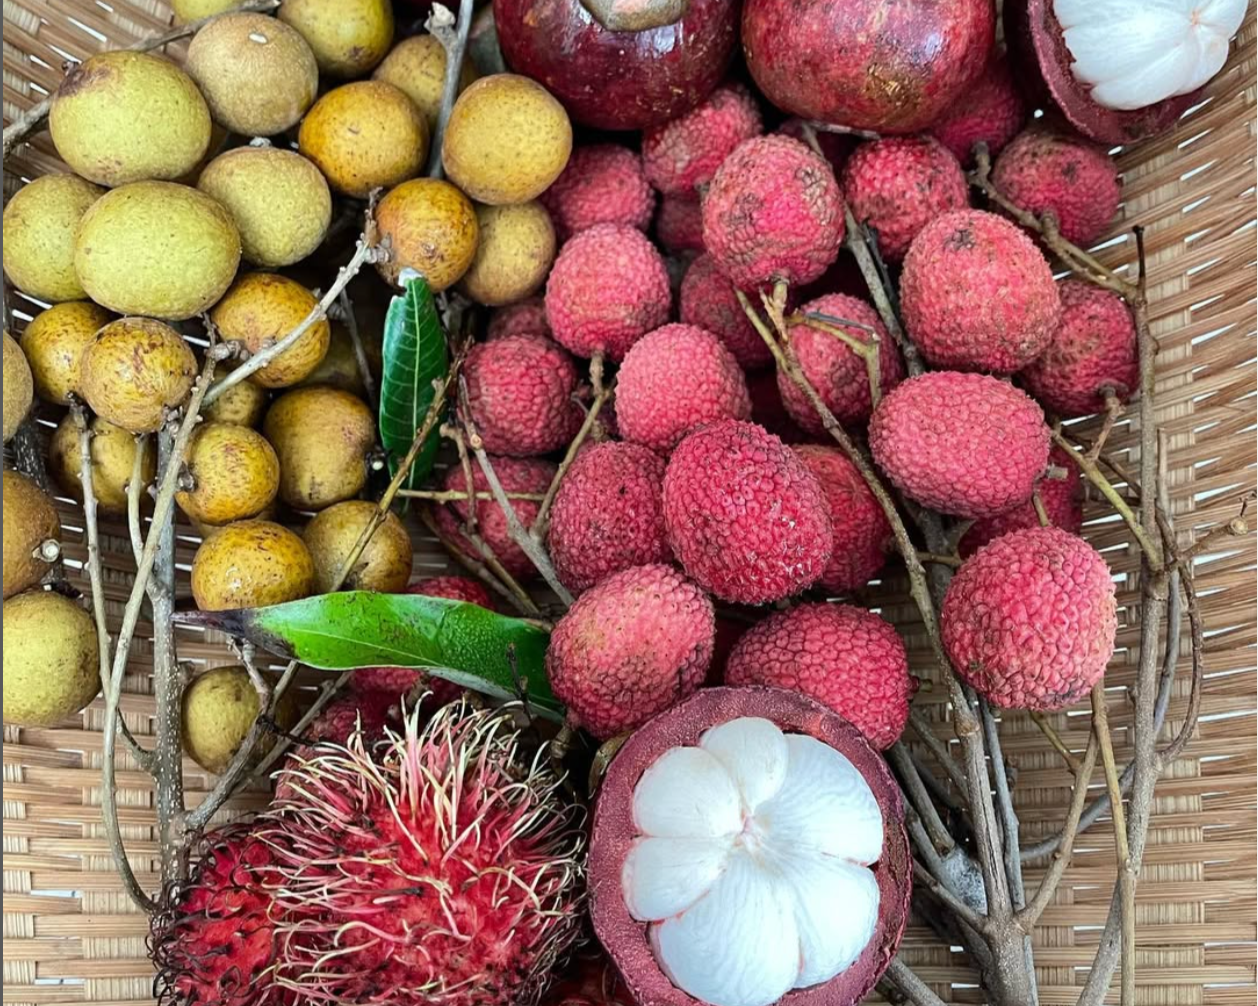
left=1029, top=711, right=1082, bottom=774
left=126, top=434, right=149, bottom=566
left=884, top=958, right=950, bottom=1006
left=531, top=352, right=609, bottom=543
left=2, top=0, right=281, bottom=159
left=797, top=314, right=883, bottom=410
left=1092, top=682, right=1134, bottom=1005
left=396, top=489, right=546, bottom=502
left=424, top=0, right=475, bottom=178
left=907, top=708, right=969, bottom=796
left=889, top=743, right=954, bottom=853
left=913, top=860, right=991, bottom=937
left=1086, top=390, right=1127, bottom=464
left=337, top=288, right=378, bottom=412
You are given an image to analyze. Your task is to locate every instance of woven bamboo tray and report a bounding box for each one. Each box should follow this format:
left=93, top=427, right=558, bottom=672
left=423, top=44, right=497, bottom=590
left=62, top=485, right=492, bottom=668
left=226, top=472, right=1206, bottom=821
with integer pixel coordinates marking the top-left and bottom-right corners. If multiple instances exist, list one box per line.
left=3, top=1, right=1256, bottom=1003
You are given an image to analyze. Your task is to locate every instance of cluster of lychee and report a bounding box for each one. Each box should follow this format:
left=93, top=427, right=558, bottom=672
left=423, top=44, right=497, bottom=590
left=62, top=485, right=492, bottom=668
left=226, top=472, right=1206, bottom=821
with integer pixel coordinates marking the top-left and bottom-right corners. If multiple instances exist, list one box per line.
left=426, top=56, right=1129, bottom=757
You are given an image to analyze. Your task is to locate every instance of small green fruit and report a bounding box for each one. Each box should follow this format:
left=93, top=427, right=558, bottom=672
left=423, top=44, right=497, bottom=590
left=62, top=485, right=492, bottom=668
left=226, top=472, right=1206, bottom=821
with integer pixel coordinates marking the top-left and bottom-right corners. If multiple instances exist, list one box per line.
left=3, top=591, right=100, bottom=727
left=181, top=664, right=297, bottom=774
left=2, top=174, right=104, bottom=302
left=3, top=331, right=33, bottom=442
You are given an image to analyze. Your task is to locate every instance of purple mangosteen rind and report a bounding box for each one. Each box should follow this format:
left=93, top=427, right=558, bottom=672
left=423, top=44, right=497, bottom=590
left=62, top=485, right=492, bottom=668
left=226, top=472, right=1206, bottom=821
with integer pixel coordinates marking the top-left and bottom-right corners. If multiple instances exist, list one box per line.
left=493, top=0, right=737, bottom=131
left=1004, top=0, right=1201, bottom=144
left=589, top=685, right=913, bottom=1006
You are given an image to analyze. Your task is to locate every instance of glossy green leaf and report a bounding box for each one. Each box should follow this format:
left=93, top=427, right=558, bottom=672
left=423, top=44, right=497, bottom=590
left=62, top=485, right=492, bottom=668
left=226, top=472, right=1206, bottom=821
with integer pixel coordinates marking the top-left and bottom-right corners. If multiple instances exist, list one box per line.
left=175, top=592, right=559, bottom=720
left=379, top=273, right=447, bottom=489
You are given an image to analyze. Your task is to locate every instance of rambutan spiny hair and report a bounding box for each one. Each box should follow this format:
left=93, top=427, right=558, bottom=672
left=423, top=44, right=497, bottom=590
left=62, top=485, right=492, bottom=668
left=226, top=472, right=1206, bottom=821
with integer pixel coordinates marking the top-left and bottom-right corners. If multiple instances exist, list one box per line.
left=151, top=702, right=586, bottom=1006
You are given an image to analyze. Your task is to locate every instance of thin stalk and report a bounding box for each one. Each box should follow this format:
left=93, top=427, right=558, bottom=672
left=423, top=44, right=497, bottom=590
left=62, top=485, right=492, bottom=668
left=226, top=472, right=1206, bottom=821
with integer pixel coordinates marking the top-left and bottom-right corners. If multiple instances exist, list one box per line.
left=424, top=0, right=475, bottom=177
left=1091, top=683, right=1134, bottom=1006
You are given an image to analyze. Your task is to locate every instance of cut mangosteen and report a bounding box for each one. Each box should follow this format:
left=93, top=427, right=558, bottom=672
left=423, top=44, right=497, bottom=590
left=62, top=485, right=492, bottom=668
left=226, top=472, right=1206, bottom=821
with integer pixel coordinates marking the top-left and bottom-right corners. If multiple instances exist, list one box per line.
left=589, top=687, right=911, bottom=1006
left=1004, top=0, right=1206, bottom=144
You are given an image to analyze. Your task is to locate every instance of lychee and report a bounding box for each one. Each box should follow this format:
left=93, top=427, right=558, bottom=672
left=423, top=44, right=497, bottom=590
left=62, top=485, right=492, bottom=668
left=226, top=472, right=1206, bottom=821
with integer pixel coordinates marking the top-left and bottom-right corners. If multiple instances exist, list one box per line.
left=616, top=324, right=752, bottom=452
left=1020, top=278, right=1139, bottom=418
left=436, top=456, right=556, bottom=580
left=679, top=252, right=774, bottom=370
left=901, top=208, right=1061, bottom=372
left=546, top=563, right=715, bottom=739
left=539, top=144, right=655, bottom=242
left=703, top=135, right=845, bottom=291
left=545, top=223, right=671, bottom=361
left=869, top=372, right=1050, bottom=519
left=793, top=444, right=893, bottom=592
left=959, top=446, right=1083, bottom=558
left=307, top=691, right=397, bottom=745
left=992, top=127, right=1122, bottom=246
left=641, top=82, right=763, bottom=196
left=779, top=293, right=905, bottom=433
left=725, top=603, right=913, bottom=749
left=654, top=194, right=706, bottom=254
left=663, top=420, right=833, bottom=604
left=930, top=52, right=1029, bottom=166
left=841, top=136, right=969, bottom=262
left=942, top=526, right=1117, bottom=710
left=464, top=335, right=582, bottom=456
left=349, top=577, right=494, bottom=704
left=777, top=118, right=856, bottom=175
left=547, top=441, right=671, bottom=595
left=487, top=296, right=550, bottom=341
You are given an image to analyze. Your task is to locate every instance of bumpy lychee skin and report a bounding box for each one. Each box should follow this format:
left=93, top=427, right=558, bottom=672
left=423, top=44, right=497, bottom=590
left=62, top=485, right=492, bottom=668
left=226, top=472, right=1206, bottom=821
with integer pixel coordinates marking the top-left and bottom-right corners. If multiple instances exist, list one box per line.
left=436, top=456, right=556, bottom=580
left=350, top=577, right=494, bottom=704
left=1020, top=279, right=1139, bottom=418
left=992, top=128, right=1122, bottom=246
left=679, top=253, right=773, bottom=370
left=959, top=446, right=1083, bottom=558
left=870, top=372, right=1050, bottom=519
left=547, top=441, right=671, bottom=594
left=663, top=420, right=833, bottom=604
left=703, top=135, right=845, bottom=291
left=725, top=604, right=913, bottom=749
left=942, top=526, right=1117, bottom=711
left=779, top=293, right=905, bottom=433
left=540, top=145, right=655, bottom=242
left=487, top=296, right=549, bottom=341
left=642, top=82, right=763, bottom=196
left=841, top=136, right=969, bottom=262
left=545, top=223, right=671, bottom=361
left=793, top=444, right=893, bottom=592
left=308, top=692, right=398, bottom=745
left=654, top=193, right=705, bottom=254
left=617, top=324, right=752, bottom=452
left=547, top=564, right=715, bottom=740
left=778, top=118, right=856, bottom=175
left=464, top=335, right=582, bottom=456
left=930, top=53, right=1029, bottom=166
left=901, top=209, right=1061, bottom=373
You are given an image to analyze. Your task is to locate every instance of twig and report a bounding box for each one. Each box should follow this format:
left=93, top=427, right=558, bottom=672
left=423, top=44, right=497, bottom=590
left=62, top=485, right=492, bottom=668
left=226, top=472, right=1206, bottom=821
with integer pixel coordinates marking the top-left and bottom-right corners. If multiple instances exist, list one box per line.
left=913, top=860, right=991, bottom=937
left=1085, top=390, right=1126, bottom=463
left=531, top=352, right=609, bottom=543
left=1091, top=683, right=1134, bottom=1005
left=2, top=0, right=281, bottom=159
left=885, top=958, right=950, bottom=1006
left=1029, top=711, right=1082, bottom=774
left=419, top=506, right=540, bottom=616
left=797, top=314, right=883, bottom=410
left=396, top=489, right=547, bottom=502
left=126, top=435, right=148, bottom=566
left=459, top=377, right=575, bottom=606
left=203, top=233, right=381, bottom=405
left=917, top=551, right=962, bottom=569
left=908, top=709, right=969, bottom=796
left=889, top=743, right=954, bottom=852
left=338, top=288, right=378, bottom=412
left=424, top=0, right=475, bottom=178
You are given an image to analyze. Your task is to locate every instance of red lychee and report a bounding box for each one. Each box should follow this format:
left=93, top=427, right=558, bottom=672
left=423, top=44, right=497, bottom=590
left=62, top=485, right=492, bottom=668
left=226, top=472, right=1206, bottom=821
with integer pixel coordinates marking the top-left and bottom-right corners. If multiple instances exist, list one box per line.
left=545, top=223, right=671, bottom=361
left=487, top=296, right=550, bottom=341
left=546, top=563, right=715, bottom=740
left=901, top=208, right=1061, bottom=373
left=992, top=127, right=1122, bottom=246
left=779, top=293, right=905, bottom=432
left=616, top=324, right=752, bottom=452
left=679, top=252, right=774, bottom=370
left=642, top=82, right=763, bottom=196
left=464, top=335, right=582, bottom=457
left=663, top=419, right=833, bottom=604
left=869, top=371, right=1050, bottom=519
left=1020, top=279, right=1138, bottom=418
left=540, top=144, right=655, bottom=242
left=841, top=136, right=969, bottom=262
left=308, top=691, right=397, bottom=745
left=655, top=193, right=706, bottom=254
left=930, top=52, right=1029, bottom=166
left=942, top=526, right=1117, bottom=710
left=547, top=441, right=671, bottom=594
left=725, top=603, right=913, bottom=749
left=436, top=456, right=556, bottom=580
left=793, top=444, right=893, bottom=593
left=959, top=445, right=1083, bottom=558
left=702, top=135, right=845, bottom=291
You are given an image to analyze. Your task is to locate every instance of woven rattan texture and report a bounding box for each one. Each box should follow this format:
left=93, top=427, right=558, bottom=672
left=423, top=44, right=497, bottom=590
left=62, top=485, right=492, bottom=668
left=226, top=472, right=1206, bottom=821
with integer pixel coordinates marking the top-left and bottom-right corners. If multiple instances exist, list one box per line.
left=2, top=2, right=1256, bottom=1003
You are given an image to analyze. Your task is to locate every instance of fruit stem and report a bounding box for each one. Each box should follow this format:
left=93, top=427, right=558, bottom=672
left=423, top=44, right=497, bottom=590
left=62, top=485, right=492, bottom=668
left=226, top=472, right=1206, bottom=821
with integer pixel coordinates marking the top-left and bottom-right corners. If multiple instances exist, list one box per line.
left=888, top=742, right=954, bottom=853
left=424, top=0, right=475, bottom=179
left=339, top=288, right=379, bottom=413
left=419, top=505, right=542, bottom=616
left=1091, top=682, right=1135, bottom=1006
left=126, top=434, right=148, bottom=566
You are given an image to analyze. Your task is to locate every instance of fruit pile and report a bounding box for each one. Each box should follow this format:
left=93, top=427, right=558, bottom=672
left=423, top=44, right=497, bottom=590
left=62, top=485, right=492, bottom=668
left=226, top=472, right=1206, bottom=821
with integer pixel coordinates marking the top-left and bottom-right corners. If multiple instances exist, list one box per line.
left=0, top=0, right=1246, bottom=1005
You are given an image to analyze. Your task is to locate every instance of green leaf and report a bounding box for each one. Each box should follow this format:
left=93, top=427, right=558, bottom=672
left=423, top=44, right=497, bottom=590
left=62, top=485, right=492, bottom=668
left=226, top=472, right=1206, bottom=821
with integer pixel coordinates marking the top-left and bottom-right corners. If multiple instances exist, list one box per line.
left=175, top=592, right=560, bottom=720
left=379, top=274, right=447, bottom=489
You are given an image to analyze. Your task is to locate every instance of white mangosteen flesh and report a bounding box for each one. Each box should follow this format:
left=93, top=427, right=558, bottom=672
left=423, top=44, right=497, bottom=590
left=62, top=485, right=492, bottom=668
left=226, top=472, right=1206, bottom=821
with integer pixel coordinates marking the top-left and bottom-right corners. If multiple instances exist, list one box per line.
left=622, top=717, right=884, bottom=1006
left=1054, top=0, right=1247, bottom=110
